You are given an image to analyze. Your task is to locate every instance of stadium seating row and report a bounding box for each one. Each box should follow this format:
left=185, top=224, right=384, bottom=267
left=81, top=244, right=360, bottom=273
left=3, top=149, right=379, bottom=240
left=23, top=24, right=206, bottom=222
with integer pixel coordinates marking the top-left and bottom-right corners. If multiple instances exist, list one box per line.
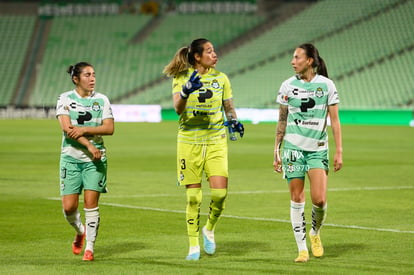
left=28, top=13, right=265, bottom=106
left=126, top=0, right=413, bottom=110
left=0, top=15, right=36, bottom=105
left=0, top=0, right=412, bottom=111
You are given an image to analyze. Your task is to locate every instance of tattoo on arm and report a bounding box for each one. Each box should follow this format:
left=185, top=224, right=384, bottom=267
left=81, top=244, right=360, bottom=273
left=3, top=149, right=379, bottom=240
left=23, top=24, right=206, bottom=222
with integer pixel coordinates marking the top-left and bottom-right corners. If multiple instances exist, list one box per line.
left=223, top=99, right=236, bottom=120
left=275, top=105, right=288, bottom=150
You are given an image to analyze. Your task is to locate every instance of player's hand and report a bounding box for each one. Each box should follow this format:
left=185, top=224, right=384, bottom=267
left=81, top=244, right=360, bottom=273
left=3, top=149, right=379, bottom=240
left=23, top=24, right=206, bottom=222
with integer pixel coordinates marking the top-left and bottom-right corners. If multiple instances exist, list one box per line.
left=333, top=151, right=343, bottom=172
left=224, top=119, right=244, bottom=138
left=273, top=159, right=282, bottom=173
left=181, top=70, right=202, bottom=99
left=273, top=142, right=282, bottom=173
left=87, top=144, right=101, bottom=161
left=67, top=126, right=85, bottom=140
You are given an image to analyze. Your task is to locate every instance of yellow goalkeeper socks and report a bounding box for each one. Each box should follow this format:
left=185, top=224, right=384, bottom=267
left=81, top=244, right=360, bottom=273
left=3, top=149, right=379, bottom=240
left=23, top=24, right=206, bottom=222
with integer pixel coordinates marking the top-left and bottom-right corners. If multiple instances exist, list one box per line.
left=205, top=188, right=227, bottom=231
left=186, top=187, right=202, bottom=247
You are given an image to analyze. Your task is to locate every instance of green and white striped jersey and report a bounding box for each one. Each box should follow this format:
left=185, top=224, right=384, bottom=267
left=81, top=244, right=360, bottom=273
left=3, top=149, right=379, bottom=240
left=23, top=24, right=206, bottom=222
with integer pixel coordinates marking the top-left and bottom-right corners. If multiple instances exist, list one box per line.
left=277, top=74, right=339, bottom=151
left=56, top=90, right=113, bottom=162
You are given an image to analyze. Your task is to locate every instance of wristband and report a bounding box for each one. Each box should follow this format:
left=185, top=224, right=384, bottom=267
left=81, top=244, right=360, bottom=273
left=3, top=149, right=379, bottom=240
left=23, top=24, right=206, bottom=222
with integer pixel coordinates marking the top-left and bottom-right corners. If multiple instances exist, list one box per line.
left=180, top=90, right=189, bottom=99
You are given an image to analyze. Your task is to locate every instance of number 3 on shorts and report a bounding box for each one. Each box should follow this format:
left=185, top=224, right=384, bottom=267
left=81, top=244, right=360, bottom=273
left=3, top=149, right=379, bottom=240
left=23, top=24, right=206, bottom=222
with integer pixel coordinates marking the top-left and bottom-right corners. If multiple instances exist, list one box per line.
left=180, top=159, right=186, bottom=170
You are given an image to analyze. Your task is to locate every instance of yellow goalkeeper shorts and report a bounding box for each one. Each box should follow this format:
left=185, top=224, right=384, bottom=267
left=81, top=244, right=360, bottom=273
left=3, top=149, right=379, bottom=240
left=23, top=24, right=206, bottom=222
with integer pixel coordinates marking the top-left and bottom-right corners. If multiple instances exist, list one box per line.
left=177, top=142, right=228, bottom=186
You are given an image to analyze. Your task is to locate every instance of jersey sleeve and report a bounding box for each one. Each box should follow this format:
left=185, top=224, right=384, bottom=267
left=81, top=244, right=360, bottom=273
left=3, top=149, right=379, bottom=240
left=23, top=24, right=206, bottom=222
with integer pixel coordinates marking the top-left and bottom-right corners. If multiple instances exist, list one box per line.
left=327, top=79, right=340, bottom=105
left=222, top=73, right=233, bottom=101
left=55, top=93, right=70, bottom=117
left=172, top=72, right=187, bottom=95
left=102, top=95, right=114, bottom=120
left=277, top=80, right=289, bottom=105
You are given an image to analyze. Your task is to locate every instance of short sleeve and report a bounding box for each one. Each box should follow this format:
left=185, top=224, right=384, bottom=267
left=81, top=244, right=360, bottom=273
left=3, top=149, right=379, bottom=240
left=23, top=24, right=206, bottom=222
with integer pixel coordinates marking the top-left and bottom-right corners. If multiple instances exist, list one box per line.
left=327, top=80, right=340, bottom=105
left=277, top=80, right=289, bottom=105
left=55, top=93, right=70, bottom=117
left=102, top=95, right=114, bottom=120
left=222, top=73, right=233, bottom=101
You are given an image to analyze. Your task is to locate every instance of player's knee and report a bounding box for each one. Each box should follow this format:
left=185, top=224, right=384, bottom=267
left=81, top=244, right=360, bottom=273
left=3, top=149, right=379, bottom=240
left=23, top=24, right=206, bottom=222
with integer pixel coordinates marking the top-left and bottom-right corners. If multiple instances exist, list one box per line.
left=210, top=188, right=227, bottom=201
left=210, top=188, right=227, bottom=211
left=186, top=187, right=202, bottom=206
left=63, top=206, right=78, bottom=215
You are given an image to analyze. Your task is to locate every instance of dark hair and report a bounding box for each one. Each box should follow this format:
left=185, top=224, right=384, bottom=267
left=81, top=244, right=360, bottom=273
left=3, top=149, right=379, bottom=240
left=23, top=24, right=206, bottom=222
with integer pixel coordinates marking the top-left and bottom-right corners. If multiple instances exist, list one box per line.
left=67, top=62, right=93, bottom=84
left=163, top=38, right=210, bottom=77
left=187, top=38, right=210, bottom=66
left=298, top=43, right=328, bottom=78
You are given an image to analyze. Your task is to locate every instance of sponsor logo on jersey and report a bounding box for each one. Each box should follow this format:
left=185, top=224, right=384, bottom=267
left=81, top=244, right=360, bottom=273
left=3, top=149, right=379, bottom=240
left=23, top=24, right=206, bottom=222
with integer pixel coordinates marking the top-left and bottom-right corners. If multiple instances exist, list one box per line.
left=294, top=119, right=319, bottom=126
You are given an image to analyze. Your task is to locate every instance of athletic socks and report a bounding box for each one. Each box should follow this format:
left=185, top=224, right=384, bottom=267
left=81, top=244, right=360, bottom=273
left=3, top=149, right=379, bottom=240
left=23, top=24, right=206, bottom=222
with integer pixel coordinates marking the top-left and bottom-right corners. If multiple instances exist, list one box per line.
left=310, top=203, right=327, bottom=236
left=186, top=188, right=202, bottom=247
left=186, top=187, right=227, bottom=256
left=290, top=201, right=307, bottom=252
left=205, top=188, right=227, bottom=231
left=84, top=207, right=100, bottom=253
left=64, top=209, right=84, bottom=235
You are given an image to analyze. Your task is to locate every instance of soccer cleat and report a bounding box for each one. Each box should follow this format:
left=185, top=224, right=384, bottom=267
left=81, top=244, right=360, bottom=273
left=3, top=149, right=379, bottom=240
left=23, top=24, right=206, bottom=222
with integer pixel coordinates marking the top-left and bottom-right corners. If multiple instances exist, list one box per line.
left=309, top=233, right=324, bottom=257
left=185, top=251, right=200, bottom=261
left=72, top=230, right=85, bottom=255
left=202, top=226, right=216, bottom=255
left=294, top=250, right=309, bottom=263
left=82, top=250, right=94, bottom=261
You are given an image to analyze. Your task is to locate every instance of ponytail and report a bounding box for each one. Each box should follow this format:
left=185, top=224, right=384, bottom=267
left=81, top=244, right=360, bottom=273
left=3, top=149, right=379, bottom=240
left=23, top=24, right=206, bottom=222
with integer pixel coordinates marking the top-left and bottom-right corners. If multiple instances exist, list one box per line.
left=163, top=47, right=190, bottom=77
left=298, top=43, right=329, bottom=78
left=315, top=56, right=328, bottom=78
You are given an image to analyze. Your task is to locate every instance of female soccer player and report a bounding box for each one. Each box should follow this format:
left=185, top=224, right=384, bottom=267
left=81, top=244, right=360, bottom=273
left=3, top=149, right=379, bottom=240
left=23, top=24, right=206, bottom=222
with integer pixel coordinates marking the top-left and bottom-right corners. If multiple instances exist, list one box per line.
left=56, top=62, right=114, bottom=261
left=163, top=38, right=244, bottom=261
left=273, top=43, right=343, bottom=262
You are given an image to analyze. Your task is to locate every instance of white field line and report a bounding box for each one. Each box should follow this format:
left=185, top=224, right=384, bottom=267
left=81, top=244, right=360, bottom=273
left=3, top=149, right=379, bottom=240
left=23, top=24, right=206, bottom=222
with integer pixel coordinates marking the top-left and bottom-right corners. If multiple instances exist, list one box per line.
left=101, top=185, right=414, bottom=198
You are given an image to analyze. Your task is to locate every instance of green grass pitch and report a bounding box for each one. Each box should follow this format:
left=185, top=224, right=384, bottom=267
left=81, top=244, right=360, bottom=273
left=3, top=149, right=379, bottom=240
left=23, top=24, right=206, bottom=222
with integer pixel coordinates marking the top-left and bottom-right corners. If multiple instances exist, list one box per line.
left=0, top=119, right=413, bottom=274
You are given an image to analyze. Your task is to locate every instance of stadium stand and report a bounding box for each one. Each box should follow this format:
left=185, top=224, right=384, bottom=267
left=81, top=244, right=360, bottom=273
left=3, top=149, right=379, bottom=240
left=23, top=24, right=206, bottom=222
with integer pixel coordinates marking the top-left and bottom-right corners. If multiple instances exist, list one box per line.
left=0, top=0, right=412, bottom=113
left=0, top=15, right=36, bottom=105
left=29, top=15, right=153, bottom=106
left=28, top=12, right=265, bottom=106
left=125, top=0, right=413, bottom=110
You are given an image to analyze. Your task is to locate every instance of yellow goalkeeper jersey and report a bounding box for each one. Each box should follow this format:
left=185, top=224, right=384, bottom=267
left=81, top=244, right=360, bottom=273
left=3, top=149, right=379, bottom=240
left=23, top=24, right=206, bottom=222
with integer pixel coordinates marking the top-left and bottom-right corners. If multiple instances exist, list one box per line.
left=172, top=68, right=233, bottom=144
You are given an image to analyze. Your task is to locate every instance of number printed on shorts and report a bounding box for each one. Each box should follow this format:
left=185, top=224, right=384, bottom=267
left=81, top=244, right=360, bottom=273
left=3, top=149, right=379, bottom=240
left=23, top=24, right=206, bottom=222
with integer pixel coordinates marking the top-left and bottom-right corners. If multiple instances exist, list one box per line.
left=180, top=159, right=186, bottom=170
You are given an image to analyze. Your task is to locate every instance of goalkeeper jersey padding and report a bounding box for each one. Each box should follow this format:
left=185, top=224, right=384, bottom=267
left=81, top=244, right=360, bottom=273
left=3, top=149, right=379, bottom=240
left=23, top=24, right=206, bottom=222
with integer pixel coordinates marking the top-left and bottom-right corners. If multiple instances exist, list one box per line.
left=56, top=90, right=114, bottom=162
left=277, top=74, right=339, bottom=152
left=172, top=68, right=232, bottom=144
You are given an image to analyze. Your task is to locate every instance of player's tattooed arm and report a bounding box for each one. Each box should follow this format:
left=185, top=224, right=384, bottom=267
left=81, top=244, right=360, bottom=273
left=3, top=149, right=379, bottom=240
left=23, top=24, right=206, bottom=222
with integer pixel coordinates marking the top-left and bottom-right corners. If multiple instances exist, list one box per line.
left=223, top=98, right=237, bottom=120
left=273, top=105, right=288, bottom=171
left=276, top=105, right=288, bottom=146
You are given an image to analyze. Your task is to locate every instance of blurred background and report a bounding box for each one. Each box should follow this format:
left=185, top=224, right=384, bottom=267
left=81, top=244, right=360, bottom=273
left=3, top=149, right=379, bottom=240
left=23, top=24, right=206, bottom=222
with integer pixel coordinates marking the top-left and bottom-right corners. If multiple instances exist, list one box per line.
left=0, top=0, right=413, bottom=124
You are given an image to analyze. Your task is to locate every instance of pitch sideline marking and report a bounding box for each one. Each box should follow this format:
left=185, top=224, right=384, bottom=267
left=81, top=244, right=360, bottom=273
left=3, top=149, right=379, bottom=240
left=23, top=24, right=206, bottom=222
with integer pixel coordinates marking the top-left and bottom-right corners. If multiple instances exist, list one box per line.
left=102, top=185, right=414, bottom=198
left=46, top=197, right=414, bottom=234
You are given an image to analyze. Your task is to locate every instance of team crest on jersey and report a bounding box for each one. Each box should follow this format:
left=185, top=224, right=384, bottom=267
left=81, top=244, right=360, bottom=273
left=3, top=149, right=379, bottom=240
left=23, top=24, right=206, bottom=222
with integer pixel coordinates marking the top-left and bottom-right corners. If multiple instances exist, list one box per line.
left=315, top=87, right=324, bottom=98
left=211, top=79, right=220, bottom=89
left=92, top=102, right=101, bottom=111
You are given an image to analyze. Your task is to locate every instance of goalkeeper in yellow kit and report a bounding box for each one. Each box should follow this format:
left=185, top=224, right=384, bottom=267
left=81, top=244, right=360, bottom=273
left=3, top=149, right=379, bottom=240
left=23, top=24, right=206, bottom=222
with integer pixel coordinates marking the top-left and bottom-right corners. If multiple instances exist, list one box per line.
left=163, top=38, right=244, bottom=260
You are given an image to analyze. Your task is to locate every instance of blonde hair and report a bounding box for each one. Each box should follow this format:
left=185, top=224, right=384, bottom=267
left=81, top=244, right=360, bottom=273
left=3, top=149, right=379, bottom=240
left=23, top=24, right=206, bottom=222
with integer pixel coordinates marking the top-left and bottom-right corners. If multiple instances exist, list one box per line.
left=162, top=47, right=190, bottom=77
